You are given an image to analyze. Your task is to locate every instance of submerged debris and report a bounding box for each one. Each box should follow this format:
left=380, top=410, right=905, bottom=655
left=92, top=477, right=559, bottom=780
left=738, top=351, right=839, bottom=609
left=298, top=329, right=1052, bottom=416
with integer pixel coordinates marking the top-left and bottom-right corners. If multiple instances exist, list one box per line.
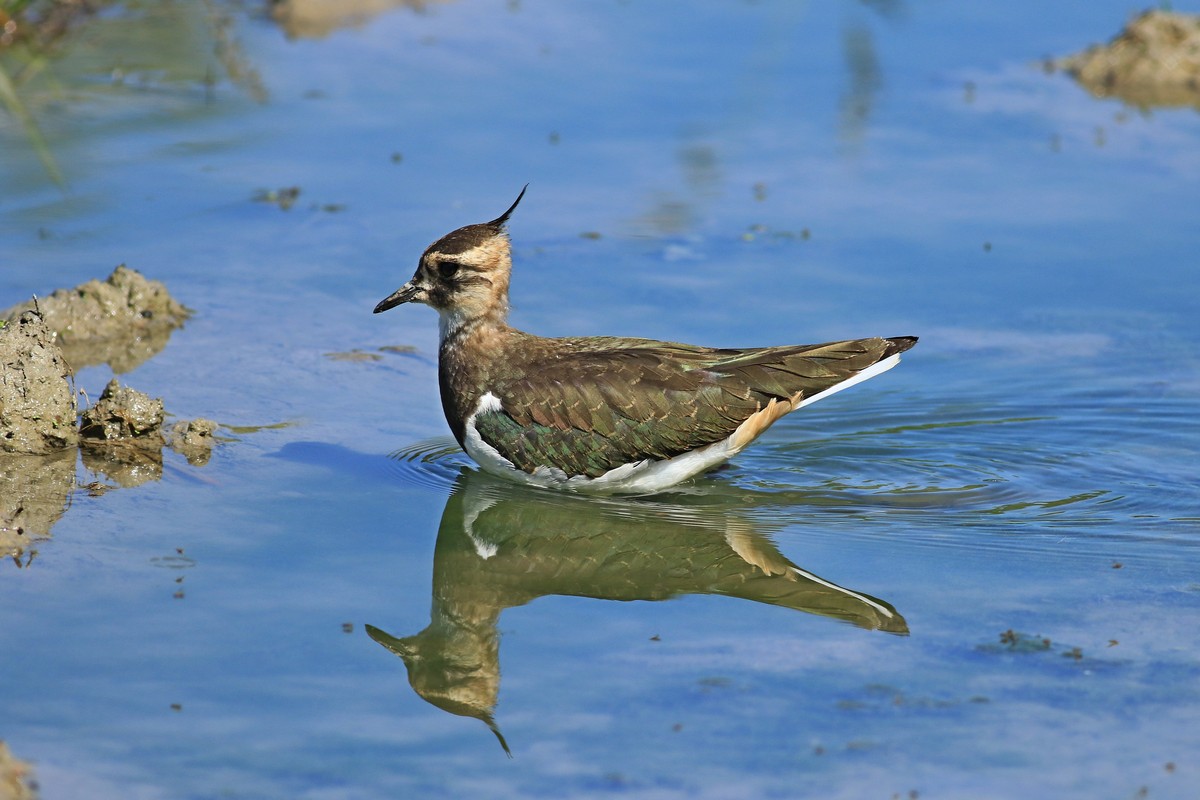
left=979, top=629, right=1097, bottom=663
left=1055, top=10, right=1200, bottom=109
left=253, top=186, right=302, bottom=210
left=1, top=265, right=192, bottom=373
left=324, top=349, right=383, bottom=363
left=0, top=310, right=79, bottom=454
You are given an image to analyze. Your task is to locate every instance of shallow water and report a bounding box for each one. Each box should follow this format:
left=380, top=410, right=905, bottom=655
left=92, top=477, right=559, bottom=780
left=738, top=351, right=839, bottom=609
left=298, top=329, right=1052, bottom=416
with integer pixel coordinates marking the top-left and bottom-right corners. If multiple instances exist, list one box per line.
left=2, top=2, right=1199, bottom=798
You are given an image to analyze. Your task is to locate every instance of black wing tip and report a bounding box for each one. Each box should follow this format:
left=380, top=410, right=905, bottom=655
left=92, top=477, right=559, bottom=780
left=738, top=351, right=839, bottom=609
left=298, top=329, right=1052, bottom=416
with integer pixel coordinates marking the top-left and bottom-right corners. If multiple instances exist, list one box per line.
left=885, top=335, right=919, bottom=356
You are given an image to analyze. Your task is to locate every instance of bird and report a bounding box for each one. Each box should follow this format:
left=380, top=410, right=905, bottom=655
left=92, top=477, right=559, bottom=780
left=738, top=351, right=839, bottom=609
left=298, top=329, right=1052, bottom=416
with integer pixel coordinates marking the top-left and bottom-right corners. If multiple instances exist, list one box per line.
left=374, top=187, right=917, bottom=495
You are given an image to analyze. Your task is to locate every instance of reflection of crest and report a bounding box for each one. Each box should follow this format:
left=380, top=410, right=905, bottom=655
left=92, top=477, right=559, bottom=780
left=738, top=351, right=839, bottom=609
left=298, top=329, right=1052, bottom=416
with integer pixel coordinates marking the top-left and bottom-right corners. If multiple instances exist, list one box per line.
left=367, top=470, right=906, bottom=755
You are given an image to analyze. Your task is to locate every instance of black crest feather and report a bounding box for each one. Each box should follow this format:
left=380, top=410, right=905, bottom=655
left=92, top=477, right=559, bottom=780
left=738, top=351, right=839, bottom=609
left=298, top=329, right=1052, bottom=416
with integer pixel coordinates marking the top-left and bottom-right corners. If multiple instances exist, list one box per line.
left=487, top=184, right=528, bottom=229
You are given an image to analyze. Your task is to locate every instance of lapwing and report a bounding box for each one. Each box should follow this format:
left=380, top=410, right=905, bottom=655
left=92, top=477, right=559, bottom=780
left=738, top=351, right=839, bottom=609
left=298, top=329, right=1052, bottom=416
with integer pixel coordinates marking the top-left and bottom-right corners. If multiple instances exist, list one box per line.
left=374, top=188, right=916, bottom=494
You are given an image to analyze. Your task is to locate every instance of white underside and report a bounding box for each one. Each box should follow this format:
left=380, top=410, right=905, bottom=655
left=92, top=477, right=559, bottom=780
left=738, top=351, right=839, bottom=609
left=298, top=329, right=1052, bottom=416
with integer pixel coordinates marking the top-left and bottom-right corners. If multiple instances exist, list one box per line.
left=462, top=354, right=902, bottom=496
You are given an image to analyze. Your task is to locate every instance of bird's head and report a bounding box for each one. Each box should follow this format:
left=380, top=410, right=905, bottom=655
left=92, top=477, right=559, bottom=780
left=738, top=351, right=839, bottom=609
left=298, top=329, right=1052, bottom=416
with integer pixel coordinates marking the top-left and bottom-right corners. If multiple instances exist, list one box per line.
left=374, top=186, right=526, bottom=337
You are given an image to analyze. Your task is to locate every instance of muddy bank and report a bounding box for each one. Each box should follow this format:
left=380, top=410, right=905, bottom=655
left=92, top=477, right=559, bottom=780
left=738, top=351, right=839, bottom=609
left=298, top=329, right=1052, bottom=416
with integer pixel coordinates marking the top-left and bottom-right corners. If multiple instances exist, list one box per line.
left=1, top=269, right=216, bottom=562
left=1055, top=10, right=1200, bottom=109
left=1, top=265, right=191, bottom=373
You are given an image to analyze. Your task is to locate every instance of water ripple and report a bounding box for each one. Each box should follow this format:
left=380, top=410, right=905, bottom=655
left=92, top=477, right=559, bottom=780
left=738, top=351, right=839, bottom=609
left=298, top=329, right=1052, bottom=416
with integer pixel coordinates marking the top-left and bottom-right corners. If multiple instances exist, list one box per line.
left=385, top=438, right=473, bottom=492
left=720, top=391, right=1200, bottom=542
left=377, top=392, right=1198, bottom=559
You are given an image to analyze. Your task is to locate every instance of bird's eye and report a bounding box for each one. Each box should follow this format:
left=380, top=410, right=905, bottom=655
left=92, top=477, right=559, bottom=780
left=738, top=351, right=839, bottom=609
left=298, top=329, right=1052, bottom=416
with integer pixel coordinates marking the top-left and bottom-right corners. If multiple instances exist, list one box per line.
left=436, top=259, right=460, bottom=279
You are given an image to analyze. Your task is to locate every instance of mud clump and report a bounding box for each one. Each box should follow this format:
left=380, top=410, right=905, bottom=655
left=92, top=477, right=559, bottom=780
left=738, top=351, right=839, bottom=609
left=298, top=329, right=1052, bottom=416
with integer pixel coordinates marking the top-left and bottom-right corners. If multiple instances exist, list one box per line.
left=1055, top=10, right=1200, bottom=109
left=77, top=381, right=219, bottom=486
left=0, top=311, right=79, bottom=454
left=2, top=378, right=222, bottom=560
left=79, top=380, right=167, bottom=488
left=80, top=379, right=166, bottom=442
left=167, top=418, right=219, bottom=466
left=0, top=740, right=37, bottom=800
left=1, top=265, right=191, bottom=373
left=1, top=268, right=219, bottom=558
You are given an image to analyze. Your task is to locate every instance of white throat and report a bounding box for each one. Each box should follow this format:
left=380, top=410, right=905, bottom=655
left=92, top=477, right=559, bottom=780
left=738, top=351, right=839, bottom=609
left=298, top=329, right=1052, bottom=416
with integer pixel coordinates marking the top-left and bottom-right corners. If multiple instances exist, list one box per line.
left=437, top=308, right=471, bottom=344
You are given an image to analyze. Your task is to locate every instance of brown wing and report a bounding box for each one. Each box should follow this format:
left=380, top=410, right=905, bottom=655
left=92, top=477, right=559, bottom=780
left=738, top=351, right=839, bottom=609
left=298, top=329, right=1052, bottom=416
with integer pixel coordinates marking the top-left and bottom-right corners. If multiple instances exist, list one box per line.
left=474, top=336, right=915, bottom=478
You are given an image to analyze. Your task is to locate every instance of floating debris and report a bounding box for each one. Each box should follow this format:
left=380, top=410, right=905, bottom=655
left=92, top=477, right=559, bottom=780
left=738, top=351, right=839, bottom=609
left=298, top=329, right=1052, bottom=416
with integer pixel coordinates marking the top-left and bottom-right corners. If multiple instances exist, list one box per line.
left=981, top=629, right=1098, bottom=663
left=325, top=349, right=384, bottom=363
left=253, top=186, right=302, bottom=210
left=997, top=628, right=1052, bottom=652
left=740, top=224, right=808, bottom=243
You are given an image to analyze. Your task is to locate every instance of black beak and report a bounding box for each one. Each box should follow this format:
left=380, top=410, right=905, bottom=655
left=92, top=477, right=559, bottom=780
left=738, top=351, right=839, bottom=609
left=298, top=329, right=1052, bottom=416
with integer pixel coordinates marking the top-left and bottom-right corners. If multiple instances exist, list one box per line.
left=373, top=282, right=420, bottom=313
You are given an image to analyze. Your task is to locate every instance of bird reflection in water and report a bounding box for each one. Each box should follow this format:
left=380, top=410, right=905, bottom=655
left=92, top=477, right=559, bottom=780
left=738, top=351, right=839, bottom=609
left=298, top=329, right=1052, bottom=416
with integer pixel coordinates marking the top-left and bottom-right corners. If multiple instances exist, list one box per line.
left=367, top=469, right=906, bottom=756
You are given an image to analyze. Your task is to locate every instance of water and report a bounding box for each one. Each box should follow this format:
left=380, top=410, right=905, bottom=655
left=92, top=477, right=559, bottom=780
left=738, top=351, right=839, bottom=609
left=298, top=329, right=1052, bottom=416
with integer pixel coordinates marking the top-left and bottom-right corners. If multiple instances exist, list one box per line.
left=2, top=2, right=1199, bottom=798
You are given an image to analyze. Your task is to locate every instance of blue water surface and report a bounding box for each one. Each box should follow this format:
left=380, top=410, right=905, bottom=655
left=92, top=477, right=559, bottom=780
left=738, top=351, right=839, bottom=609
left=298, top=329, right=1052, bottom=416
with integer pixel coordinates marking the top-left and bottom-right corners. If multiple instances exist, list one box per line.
left=2, top=2, right=1199, bottom=798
